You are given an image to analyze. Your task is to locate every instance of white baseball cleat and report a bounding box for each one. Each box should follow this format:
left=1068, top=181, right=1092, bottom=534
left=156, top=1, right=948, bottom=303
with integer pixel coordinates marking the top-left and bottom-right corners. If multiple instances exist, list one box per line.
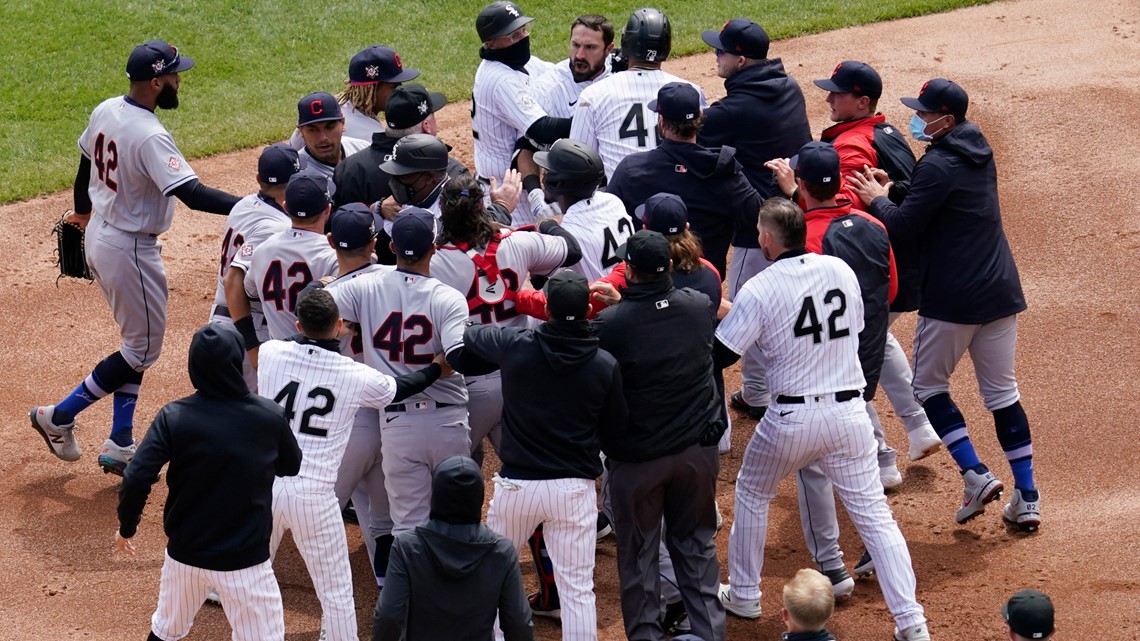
left=955, top=468, right=1004, bottom=524
left=1002, top=487, right=1042, bottom=532
left=98, top=439, right=136, bottom=477
left=880, top=464, right=904, bottom=490
left=895, top=622, right=932, bottom=641
left=907, top=423, right=943, bottom=461
left=30, top=406, right=81, bottom=462
left=717, top=583, right=761, bottom=619
left=823, top=567, right=855, bottom=597
left=205, top=588, right=221, bottom=605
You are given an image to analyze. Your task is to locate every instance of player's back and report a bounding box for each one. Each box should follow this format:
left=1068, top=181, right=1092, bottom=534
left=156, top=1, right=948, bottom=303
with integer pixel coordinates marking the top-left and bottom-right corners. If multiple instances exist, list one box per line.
left=79, top=96, right=197, bottom=234
left=735, top=252, right=866, bottom=395
left=212, top=194, right=291, bottom=309
left=244, top=229, right=339, bottom=339
left=257, top=339, right=394, bottom=489
left=325, top=263, right=392, bottom=360
left=432, top=229, right=567, bottom=328
left=559, top=192, right=633, bottom=282
left=569, top=69, right=706, bottom=177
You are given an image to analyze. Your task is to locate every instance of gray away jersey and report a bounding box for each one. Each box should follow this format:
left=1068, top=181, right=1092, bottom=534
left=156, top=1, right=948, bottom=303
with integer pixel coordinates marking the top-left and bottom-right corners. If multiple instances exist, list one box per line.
left=212, top=194, right=292, bottom=310
left=241, top=228, right=339, bottom=340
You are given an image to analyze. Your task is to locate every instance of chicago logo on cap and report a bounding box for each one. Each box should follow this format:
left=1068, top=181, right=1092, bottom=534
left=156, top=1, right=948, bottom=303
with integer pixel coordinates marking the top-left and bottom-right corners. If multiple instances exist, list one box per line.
left=504, top=3, right=520, bottom=17
left=365, top=65, right=379, bottom=79
left=418, top=100, right=429, bottom=114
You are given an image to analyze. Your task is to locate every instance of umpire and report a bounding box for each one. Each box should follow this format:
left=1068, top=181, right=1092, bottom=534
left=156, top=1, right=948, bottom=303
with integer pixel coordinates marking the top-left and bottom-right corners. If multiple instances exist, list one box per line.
left=115, top=323, right=302, bottom=641
left=596, top=230, right=725, bottom=641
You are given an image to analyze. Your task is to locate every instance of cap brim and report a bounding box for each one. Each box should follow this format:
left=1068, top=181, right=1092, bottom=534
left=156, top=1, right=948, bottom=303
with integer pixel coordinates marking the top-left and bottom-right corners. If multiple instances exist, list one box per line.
left=488, top=16, right=535, bottom=41
left=533, top=150, right=552, bottom=170
left=646, top=99, right=659, bottom=112
left=788, top=153, right=800, bottom=170
left=616, top=241, right=630, bottom=261
left=633, top=203, right=647, bottom=220
left=701, top=30, right=724, bottom=50
left=379, top=159, right=416, bottom=176
left=386, top=68, right=421, bottom=83
left=428, top=91, right=447, bottom=111
left=298, top=115, right=344, bottom=127
left=900, top=96, right=934, bottom=112
left=170, top=55, right=195, bottom=74
left=813, top=78, right=846, bottom=93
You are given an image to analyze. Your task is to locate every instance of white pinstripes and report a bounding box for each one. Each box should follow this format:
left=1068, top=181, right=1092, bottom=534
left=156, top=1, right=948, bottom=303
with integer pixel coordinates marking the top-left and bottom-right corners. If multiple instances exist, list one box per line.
left=558, top=192, right=633, bottom=283
left=472, top=59, right=549, bottom=181
left=488, top=476, right=598, bottom=641
left=150, top=551, right=284, bottom=641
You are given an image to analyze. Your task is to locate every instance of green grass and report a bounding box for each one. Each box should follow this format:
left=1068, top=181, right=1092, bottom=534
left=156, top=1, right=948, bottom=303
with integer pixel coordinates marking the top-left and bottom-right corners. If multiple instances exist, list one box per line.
left=0, top=0, right=995, bottom=204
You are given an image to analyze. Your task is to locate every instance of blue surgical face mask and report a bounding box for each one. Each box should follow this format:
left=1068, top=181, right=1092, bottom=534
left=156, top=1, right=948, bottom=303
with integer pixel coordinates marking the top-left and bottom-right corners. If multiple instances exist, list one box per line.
left=909, top=113, right=933, bottom=142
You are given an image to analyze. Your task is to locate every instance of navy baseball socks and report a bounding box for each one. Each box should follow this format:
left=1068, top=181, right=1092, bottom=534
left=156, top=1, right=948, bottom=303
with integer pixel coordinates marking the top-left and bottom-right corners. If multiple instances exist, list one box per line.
left=994, top=401, right=1041, bottom=531
left=373, top=534, right=394, bottom=589
left=53, top=352, right=142, bottom=445
left=922, top=393, right=1004, bottom=523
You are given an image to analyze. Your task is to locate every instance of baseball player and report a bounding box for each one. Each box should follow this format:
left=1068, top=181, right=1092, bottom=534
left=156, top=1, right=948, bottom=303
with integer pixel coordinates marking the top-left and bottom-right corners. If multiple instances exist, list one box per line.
left=471, top=1, right=572, bottom=224
left=328, top=209, right=472, bottom=534
left=533, top=139, right=632, bottom=282
left=568, top=8, right=707, bottom=178
left=31, top=41, right=240, bottom=476
left=714, top=199, right=929, bottom=641
left=115, top=324, right=302, bottom=641
left=532, top=15, right=615, bottom=119
left=259, top=288, right=446, bottom=641
left=209, top=143, right=301, bottom=390
left=225, top=171, right=339, bottom=365
left=295, top=92, right=370, bottom=180
left=848, top=79, right=1040, bottom=531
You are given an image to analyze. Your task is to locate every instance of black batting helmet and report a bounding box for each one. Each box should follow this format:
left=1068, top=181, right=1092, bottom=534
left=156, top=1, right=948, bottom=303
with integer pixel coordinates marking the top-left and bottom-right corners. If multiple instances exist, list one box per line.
left=476, top=2, right=534, bottom=42
left=621, top=8, right=671, bottom=63
left=534, top=139, right=605, bottom=199
left=379, top=134, right=449, bottom=175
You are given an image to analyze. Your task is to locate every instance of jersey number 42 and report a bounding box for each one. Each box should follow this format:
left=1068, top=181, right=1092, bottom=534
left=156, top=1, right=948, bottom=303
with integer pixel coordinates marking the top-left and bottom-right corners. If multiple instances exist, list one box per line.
left=794, top=289, right=850, bottom=344
left=274, top=381, right=336, bottom=437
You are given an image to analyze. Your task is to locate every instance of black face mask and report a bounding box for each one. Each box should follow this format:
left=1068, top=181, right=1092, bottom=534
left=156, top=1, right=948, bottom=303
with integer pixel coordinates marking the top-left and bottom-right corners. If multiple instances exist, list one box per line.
left=389, top=175, right=419, bottom=205
left=156, top=82, right=179, bottom=110
left=479, top=36, right=531, bottom=72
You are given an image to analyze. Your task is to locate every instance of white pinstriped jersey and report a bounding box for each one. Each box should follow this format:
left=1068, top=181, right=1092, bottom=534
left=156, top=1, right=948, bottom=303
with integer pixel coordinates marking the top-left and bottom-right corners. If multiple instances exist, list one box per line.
left=568, top=69, right=707, bottom=178
left=329, top=269, right=469, bottom=405
left=558, top=191, right=633, bottom=282
left=432, top=230, right=568, bottom=327
left=257, top=339, right=396, bottom=491
left=324, top=263, right=392, bottom=359
left=471, top=59, right=549, bottom=181
left=299, top=136, right=370, bottom=181
left=77, top=96, right=197, bottom=235
left=211, top=194, right=291, bottom=310
left=525, top=55, right=555, bottom=78
left=717, top=252, right=866, bottom=397
left=240, top=228, right=339, bottom=340
left=532, top=59, right=611, bottom=119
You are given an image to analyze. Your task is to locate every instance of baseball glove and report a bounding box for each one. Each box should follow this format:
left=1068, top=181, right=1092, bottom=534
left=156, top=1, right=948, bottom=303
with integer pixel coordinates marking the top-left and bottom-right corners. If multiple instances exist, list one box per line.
left=53, top=210, right=93, bottom=282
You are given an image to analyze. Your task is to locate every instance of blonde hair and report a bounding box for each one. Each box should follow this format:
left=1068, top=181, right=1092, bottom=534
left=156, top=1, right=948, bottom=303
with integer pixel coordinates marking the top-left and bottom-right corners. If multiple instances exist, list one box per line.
left=783, top=569, right=834, bottom=631
left=668, top=228, right=703, bottom=274
left=337, top=84, right=383, bottom=118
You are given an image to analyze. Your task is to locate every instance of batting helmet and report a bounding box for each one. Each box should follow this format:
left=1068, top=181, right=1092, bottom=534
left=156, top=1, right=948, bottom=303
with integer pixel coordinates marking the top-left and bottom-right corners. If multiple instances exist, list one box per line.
left=380, top=134, right=449, bottom=175
left=533, top=139, right=605, bottom=199
left=621, top=8, right=671, bottom=63
left=476, top=2, right=534, bottom=42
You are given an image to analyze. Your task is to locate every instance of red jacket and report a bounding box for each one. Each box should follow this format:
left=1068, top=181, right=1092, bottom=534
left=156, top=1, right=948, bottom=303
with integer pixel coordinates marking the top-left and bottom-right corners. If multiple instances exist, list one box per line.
left=820, top=114, right=883, bottom=206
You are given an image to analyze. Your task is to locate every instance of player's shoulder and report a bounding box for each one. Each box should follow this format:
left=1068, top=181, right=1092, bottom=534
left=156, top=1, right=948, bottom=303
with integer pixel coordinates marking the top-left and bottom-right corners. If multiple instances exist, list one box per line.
left=587, top=191, right=627, bottom=214
left=328, top=263, right=391, bottom=289
left=342, top=136, right=371, bottom=155
left=257, top=338, right=291, bottom=360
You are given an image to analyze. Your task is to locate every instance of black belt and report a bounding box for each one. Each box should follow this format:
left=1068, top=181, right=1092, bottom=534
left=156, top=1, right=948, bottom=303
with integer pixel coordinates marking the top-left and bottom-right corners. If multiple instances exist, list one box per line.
left=385, top=401, right=456, bottom=412
left=776, top=390, right=862, bottom=404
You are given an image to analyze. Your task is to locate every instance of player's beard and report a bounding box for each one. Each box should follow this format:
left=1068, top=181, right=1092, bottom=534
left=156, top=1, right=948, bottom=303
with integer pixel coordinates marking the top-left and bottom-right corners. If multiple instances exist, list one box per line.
left=156, top=82, right=179, bottom=110
left=571, top=58, right=604, bottom=83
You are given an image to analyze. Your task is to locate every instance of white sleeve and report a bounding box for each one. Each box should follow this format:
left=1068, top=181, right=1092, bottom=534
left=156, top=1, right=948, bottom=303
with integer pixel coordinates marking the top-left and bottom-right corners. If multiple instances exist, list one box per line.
left=242, top=250, right=259, bottom=299
left=436, top=288, right=470, bottom=355
left=357, top=367, right=397, bottom=410
left=715, top=281, right=765, bottom=355
left=327, top=278, right=363, bottom=323
left=516, top=231, right=567, bottom=277
left=494, top=74, right=547, bottom=134
left=569, top=97, right=598, bottom=151
left=139, top=133, right=197, bottom=195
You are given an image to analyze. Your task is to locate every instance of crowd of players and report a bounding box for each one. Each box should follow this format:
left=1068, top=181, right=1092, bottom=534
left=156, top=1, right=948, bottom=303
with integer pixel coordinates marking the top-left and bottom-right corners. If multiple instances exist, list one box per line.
left=28, top=2, right=1048, bottom=640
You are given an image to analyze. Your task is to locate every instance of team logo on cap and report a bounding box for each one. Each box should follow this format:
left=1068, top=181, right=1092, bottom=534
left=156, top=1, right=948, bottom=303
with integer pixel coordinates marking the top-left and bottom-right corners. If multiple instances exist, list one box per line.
left=394, top=53, right=403, bottom=68
left=833, top=62, right=843, bottom=76
left=645, top=49, right=658, bottom=61
left=504, top=3, right=520, bottom=17
left=418, top=100, right=429, bottom=115
left=365, top=65, right=379, bottom=79
left=152, top=58, right=166, bottom=74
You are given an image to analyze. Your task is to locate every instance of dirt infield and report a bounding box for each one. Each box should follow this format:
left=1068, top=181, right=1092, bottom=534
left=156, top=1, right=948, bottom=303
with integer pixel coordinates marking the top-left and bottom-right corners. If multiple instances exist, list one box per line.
left=4, top=0, right=1138, bottom=638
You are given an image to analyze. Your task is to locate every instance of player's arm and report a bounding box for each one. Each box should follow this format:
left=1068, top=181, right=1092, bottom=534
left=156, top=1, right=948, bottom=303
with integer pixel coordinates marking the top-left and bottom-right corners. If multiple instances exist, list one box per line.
left=116, top=410, right=173, bottom=545
left=836, top=140, right=877, bottom=205
left=358, top=360, right=445, bottom=409
left=274, top=411, right=302, bottom=477
left=524, top=116, right=572, bottom=146
left=372, top=541, right=411, bottom=641
left=536, top=219, right=581, bottom=267
left=695, top=101, right=734, bottom=149
left=713, top=285, right=766, bottom=369
left=169, top=179, right=242, bottom=215
left=448, top=324, right=508, bottom=376
left=224, top=263, right=260, bottom=359
left=73, top=155, right=94, bottom=216
left=852, top=160, right=949, bottom=239
left=140, top=133, right=239, bottom=215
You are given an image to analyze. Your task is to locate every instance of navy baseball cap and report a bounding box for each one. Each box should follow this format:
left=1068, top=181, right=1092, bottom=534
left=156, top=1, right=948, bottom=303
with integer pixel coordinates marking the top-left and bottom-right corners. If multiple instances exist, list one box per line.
left=284, top=170, right=333, bottom=218
left=330, top=203, right=378, bottom=250
left=901, top=78, right=969, bottom=120
left=814, top=60, right=883, bottom=100
left=297, top=92, right=344, bottom=127
left=636, top=193, right=688, bottom=236
left=391, top=207, right=436, bottom=259
left=1002, top=590, right=1054, bottom=640
left=257, top=143, right=302, bottom=186
left=701, top=19, right=769, bottom=59
left=385, top=84, right=448, bottom=129
left=349, top=46, right=420, bottom=85
left=791, top=141, right=841, bottom=185
left=618, top=229, right=670, bottom=274
left=545, top=271, right=590, bottom=321
left=126, top=40, right=194, bottom=80
left=648, top=82, right=700, bottom=122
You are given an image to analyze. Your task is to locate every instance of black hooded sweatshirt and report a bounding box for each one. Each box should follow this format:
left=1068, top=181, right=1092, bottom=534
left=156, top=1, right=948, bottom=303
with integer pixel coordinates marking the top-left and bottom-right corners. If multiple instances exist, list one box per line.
left=452, top=319, right=627, bottom=480
left=606, top=139, right=761, bottom=277
left=117, top=324, right=301, bottom=571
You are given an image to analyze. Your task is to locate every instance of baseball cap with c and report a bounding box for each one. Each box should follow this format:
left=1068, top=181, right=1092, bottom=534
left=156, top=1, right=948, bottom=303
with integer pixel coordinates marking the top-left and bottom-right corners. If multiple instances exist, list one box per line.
left=1002, top=589, right=1054, bottom=640
left=385, top=84, right=448, bottom=130
left=349, top=46, right=420, bottom=85
left=813, top=61, right=883, bottom=100
left=545, top=271, right=590, bottom=322
left=391, top=208, right=436, bottom=259
left=901, top=78, right=969, bottom=120
left=330, top=203, right=378, bottom=250
left=297, top=92, right=344, bottom=127
left=791, top=141, right=841, bottom=186
left=126, top=40, right=194, bottom=81
left=701, top=19, right=769, bottom=59
left=258, top=143, right=302, bottom=186
left=648, top=82, right=700, bottom=122
left=635, top=193, right=688, bottom=236
left=284, top=171, right=333, bottom=218
left=619, top=229, right=670, bottom=274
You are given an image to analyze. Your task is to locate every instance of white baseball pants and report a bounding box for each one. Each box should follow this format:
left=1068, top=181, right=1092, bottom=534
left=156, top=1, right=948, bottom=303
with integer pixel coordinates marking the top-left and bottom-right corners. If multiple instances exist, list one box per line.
left=150, top=551, right=283, bottom=641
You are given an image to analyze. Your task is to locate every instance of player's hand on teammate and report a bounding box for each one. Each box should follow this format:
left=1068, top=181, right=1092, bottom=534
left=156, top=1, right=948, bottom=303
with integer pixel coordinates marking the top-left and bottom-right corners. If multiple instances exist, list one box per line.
left=433, top=352, right=455, bottom=378
left=114, top=531, right=137, bottom=555
left=847, top=164, right=892, bottom=206
left=376, top=197, right=402, bottom=222
left=764, top=158, right=797, bottom=198
left=529, top=189, right=562, bottom=225
left=590, top=282, right=622, bottom=306
left=490, top=169, right=523, bottom=213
